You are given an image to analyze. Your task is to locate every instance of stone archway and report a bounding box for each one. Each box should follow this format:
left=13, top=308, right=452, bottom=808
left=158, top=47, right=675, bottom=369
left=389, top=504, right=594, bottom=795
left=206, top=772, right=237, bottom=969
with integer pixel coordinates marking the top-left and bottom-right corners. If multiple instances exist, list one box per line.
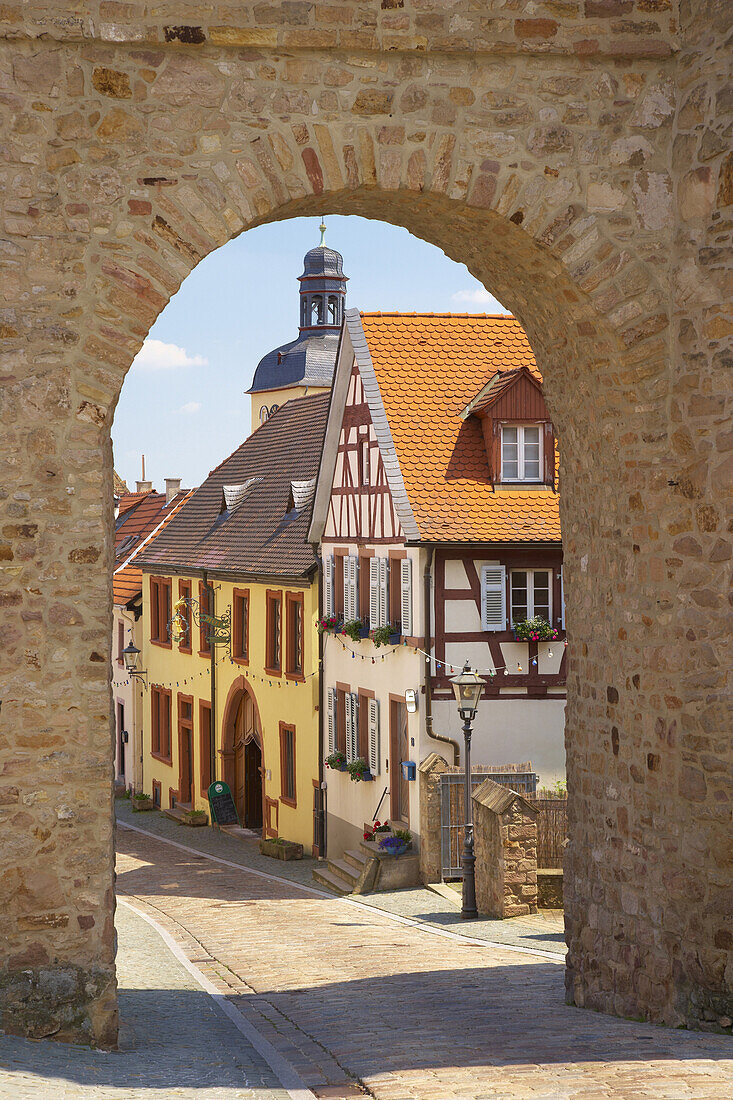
left=0, top=3, right=730, bottom=1047
left=220, top=676, right=264, bottom=830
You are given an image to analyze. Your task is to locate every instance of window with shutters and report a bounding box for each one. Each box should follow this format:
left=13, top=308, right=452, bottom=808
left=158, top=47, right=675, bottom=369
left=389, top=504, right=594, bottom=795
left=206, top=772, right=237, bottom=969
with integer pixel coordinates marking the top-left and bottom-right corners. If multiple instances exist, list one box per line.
left=265, top=590, right=282, bottom=674
left=178, top=579, right=192, bottom=654
left=501, top=424, right=542, bottom=482
left=336, top=687, right=347, bottom=754
left=279, top=723, right=297, bottom=807
left=198, top=581, right=211, bottom=656
left=370, top=558, right=389, bottom=628
left=389, top=557, right=401, bottom=626
left=199, top=701, right=212, bottom=795
left=285, top=591, right=304, bottom=678
left=510, top=569, right=551, bottom=624
left=359, top=553, right=372, bottom=624
left=334, top=551, right=345, bottom=618
left=150, top=576, right=172, bottom=646
left=326, top=688, right=337, bottom=754
left=481, top=565, right=507, bottom=632
left=400, top=557, right=413, bottom=637
left=150, top=685, right=172, bottom=762
left=357, top=691, right=380, bottom=775
left=232, top=588, right=249, bottom=664
left=345, top=692, right=359, bottom=763
left=343, top=555, right=358, bottom=621
left=324, top=556, right=335, bottom=619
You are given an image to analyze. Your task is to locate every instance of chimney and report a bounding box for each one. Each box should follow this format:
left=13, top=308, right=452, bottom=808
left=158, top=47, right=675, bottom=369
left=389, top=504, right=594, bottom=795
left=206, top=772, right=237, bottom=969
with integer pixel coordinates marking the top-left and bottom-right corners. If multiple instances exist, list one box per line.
left=165, top=477, right=181, bottom=505
left=136, top=480, right=152, bottom=493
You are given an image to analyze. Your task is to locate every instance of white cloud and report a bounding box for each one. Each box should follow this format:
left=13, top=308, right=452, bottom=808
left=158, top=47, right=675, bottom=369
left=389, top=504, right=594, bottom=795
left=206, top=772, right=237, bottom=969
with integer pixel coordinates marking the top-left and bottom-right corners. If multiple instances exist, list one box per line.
left=175, top=401, right=202, bottom=415
left=132, top=338, right=208, bottom=371
left=451, top=287, right=506, bottom=309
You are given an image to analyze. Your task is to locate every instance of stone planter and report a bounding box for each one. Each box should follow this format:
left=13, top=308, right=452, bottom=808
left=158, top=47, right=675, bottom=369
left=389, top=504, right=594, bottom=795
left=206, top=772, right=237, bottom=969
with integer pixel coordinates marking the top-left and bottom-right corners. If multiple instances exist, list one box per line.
left=259, top=838, right=303, bottom=861
left=131, top=797, right=154, bottom=812
left=182, top=811, right=208, bottom=827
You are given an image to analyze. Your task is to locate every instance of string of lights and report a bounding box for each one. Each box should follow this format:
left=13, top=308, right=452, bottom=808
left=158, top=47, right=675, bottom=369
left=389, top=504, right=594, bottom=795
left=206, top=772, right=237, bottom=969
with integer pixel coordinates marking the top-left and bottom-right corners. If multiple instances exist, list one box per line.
left=326, top=630, right=568, bottom=676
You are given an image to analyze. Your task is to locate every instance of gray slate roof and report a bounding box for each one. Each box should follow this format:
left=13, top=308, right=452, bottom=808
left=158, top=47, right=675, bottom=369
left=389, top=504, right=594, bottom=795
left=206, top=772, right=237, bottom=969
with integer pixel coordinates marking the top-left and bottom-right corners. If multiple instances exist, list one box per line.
left=248, top=331, right=340, bottom=394
left=136, top=393, right=330, bottom=580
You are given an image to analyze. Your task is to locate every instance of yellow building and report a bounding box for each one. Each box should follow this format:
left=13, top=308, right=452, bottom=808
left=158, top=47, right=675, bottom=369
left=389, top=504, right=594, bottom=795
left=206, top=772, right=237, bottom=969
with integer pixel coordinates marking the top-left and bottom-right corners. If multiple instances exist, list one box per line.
left=136, top=394, right=331, bottom=851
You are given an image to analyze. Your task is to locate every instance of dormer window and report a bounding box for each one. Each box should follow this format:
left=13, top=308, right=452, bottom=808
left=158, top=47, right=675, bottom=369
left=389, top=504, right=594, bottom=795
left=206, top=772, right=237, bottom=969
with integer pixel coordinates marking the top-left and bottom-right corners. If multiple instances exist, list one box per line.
left=501, top=424, right=542, bottom=482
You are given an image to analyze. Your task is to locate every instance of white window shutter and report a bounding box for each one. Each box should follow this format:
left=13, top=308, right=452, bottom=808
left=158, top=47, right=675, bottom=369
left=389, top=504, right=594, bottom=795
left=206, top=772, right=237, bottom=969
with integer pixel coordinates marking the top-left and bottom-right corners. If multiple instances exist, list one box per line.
left=324, top=556, right=334, bottom=619
left=346, top=693, right=358, bottom=762
left=349, top=555, right=358, bottom=620
left=481, top=565, right=506, bottom=631
left=379, top=558, right=388, bottom=627
left=327, top=688, right=336, bottom=754
left=342, top=555, right=350, bottom=620
left=400, top=557, right=412, bottom=637
left=560, top=566, right=565, bottom=630
left=368, top=698, right=380, bottom=776
left=369, top=558, right=380, bottom=627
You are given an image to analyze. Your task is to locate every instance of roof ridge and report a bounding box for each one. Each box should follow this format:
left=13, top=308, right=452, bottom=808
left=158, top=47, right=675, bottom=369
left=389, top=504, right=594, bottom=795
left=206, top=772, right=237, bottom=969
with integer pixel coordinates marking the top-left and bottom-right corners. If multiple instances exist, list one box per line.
left=359, top=311, right=514, bottom=319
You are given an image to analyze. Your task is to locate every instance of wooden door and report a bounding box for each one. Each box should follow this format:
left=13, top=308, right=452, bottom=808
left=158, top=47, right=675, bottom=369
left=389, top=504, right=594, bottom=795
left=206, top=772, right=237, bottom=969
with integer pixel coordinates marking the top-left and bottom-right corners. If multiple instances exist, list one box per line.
left=117, top=701, right=125, bottom=781
left=244, top=740, right=263, bottom=829
left=389, top=698, right=409, bottom=825
left=178, top=697, right=194, bottom=806
left=233, top=692, right=261, bottom=828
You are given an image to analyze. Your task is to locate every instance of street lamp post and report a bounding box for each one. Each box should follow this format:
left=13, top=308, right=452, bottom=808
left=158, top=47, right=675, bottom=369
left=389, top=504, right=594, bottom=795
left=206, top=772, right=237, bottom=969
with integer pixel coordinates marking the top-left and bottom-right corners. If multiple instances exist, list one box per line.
left=122, top=642, right=148, bottom=689
left=450, top=661, right=485, bottom=920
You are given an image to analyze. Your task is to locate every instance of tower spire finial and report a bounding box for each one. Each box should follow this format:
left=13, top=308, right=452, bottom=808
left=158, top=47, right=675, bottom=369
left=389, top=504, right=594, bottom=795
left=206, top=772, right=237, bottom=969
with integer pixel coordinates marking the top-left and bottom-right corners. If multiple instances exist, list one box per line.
left=319, top=217, right=326, bottom=247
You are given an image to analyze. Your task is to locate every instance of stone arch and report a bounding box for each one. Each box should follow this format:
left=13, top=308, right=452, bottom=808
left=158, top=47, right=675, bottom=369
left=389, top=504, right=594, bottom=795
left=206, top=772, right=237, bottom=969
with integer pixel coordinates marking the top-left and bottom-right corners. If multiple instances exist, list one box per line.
left=0, top=2, right=730, bottom=1048
left=220, top=676, right=264, bottom=827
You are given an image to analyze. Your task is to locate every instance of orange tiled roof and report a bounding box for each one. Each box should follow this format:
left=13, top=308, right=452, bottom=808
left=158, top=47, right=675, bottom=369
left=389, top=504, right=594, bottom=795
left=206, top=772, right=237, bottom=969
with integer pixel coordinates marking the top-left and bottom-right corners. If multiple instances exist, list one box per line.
left=113, top=490, right=193, bottom=605
left=360, top=313, right=561, bottom=543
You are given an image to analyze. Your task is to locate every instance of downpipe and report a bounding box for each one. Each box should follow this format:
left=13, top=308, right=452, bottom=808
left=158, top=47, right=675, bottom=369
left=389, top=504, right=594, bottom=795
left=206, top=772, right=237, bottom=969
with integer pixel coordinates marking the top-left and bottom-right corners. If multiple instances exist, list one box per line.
left=423, top=547, right=460, bottom=766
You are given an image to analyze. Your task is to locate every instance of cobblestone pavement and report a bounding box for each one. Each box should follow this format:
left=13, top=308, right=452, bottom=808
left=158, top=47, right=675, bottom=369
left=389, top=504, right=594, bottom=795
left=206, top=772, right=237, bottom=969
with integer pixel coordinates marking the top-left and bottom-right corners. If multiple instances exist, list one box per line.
left=117, top=801, right=566, bottom=957
left=115, top=826, right=733, bottom=1100
left=0, top=903, right=292, bottom=1100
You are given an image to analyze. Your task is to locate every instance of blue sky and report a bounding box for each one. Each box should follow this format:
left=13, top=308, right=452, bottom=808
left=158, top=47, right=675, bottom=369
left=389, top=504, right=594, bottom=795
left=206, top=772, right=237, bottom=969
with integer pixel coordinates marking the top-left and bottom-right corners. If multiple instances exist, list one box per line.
left=112, top=215, right=506, bottom=492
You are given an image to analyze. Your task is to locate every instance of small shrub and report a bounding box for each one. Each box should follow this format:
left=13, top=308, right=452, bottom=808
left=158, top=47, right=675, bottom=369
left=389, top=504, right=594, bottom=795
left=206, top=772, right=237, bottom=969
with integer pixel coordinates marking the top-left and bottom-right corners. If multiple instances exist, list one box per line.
left=513, top=616, right=558, bottom=642
left=341, top=618, right=363, bottom=642
left=325, top=750, right=346, bottom=769
left=347, top=757, right=370, bottom=782
left=369, top=624, right=394, bottom=648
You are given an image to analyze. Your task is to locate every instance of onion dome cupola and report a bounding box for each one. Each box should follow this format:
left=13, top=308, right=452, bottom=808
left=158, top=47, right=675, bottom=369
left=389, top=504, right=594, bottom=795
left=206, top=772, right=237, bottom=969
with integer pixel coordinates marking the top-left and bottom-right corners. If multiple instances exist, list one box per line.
left=248, top=221, right=348, bottom=406
left=298, top=220, right=348, bottom=332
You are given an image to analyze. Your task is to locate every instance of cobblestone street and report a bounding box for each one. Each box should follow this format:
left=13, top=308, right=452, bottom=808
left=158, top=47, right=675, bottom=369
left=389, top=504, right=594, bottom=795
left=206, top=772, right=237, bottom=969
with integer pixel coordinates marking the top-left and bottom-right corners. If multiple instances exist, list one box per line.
left=2, top=822, right=731, bottom=1099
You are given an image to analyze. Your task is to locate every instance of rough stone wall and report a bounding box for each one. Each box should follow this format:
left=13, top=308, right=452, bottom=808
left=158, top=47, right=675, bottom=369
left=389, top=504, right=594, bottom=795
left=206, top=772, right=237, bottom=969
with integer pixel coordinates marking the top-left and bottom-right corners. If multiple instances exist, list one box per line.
left=417, top=752, right=450, bottom=884
left=0, top=0, right=731, bottom=1044
left=473, top=782, right=539, bottom=919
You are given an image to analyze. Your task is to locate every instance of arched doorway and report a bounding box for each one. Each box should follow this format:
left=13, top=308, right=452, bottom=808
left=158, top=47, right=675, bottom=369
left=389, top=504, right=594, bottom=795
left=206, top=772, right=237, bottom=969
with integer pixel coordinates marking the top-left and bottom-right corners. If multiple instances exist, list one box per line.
left=221, top=677, right=264, bottom=832
left=232, top=693, right=263, bottom=831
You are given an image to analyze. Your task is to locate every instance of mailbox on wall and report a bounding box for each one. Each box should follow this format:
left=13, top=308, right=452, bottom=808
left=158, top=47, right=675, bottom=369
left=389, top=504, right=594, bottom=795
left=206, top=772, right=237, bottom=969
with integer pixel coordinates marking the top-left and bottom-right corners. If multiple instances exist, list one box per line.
left=401, top=760, right=416, bottom=782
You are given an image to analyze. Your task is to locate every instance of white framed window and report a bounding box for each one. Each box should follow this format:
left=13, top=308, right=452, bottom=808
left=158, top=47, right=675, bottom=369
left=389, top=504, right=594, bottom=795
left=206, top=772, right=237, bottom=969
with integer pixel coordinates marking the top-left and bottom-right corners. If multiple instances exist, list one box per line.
left=510, top=569, right=551, bottom=624
left=501, top=424, right=542, bottom=482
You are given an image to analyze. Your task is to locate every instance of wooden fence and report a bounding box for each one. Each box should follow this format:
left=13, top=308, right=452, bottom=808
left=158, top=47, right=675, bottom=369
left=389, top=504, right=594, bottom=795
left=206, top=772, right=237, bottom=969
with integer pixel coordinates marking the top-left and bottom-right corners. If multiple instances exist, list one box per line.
left=529, top=796, right=568, bottom=869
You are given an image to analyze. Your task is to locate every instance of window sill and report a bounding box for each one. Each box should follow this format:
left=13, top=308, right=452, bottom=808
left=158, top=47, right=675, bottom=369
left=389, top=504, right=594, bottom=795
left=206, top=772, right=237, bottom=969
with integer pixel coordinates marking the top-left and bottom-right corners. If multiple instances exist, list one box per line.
left=279, top=796, right=297, bottom=809
left=232, top=655, right=249, bottom=667
left=150, top=752, right=172, bottom=765
left=150, top=639, right=172, bottom=649
left=285, top=671, right=304, bottom=683
left=264, top=666, right=282, bottom=678
left=198, top=649, right=212, bottom=659
left=178, top=645, right=192, bottom=655
left=494, top=482, right=554, bottom=492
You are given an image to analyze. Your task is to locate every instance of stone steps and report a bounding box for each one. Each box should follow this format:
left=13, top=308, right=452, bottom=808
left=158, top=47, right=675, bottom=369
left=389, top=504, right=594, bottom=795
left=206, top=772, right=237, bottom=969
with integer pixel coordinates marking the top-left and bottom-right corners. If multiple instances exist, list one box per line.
left=312, top=866, right=352, bottom=895
left=327, top=858, right=361, bottom=888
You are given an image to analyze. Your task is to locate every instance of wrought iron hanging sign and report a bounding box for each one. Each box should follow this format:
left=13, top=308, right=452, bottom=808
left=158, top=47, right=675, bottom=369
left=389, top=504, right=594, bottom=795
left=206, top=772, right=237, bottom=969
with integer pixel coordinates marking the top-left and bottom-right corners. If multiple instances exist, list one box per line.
left=168, top=596, right=231, bottom=648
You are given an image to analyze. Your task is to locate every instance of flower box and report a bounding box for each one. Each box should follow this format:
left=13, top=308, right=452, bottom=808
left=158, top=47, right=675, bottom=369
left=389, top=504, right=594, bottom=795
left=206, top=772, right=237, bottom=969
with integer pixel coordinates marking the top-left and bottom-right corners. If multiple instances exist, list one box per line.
left=131, top=796, right=154, bottom=812
left=259, top=838, right=303, bottom=861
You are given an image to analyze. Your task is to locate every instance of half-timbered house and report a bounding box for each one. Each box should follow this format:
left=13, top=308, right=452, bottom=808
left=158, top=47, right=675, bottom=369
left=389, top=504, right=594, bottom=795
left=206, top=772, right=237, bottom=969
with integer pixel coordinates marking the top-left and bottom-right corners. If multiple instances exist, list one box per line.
left=309, top=309, right=566, bottom=861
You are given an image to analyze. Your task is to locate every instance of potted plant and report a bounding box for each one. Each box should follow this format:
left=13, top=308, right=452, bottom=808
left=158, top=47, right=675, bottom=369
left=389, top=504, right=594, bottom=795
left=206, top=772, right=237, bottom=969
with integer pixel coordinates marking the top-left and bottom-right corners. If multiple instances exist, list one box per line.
left=259, top=837, right=304, bottom=861
left=341, top=618, right=363, bottom=642
left=513, top=616, right=559, bottom=642
left=347, top=757, right=372, bottom=782
left=325, top=750, right=348, bottom=771
left=131, top=791, right=154, bottom=812
left=378, top=830, right=412, bottom=857
left=370, top=624, right=399, bottom=648
left=363, top=819, right=391, bottom=842
left=317, top=615, right=339, bottom=635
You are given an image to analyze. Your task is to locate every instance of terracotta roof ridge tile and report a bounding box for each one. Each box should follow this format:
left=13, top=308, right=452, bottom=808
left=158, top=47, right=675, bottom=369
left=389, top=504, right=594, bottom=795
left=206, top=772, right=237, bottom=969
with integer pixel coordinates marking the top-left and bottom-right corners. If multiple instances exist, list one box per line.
left=360, top=311, right=514, bottom=319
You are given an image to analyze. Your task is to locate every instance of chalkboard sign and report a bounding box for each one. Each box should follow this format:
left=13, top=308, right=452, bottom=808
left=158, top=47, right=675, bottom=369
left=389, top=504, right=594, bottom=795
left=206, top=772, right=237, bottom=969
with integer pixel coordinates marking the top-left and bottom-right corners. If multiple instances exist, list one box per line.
left=207, top=781, right=239, bottom=827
